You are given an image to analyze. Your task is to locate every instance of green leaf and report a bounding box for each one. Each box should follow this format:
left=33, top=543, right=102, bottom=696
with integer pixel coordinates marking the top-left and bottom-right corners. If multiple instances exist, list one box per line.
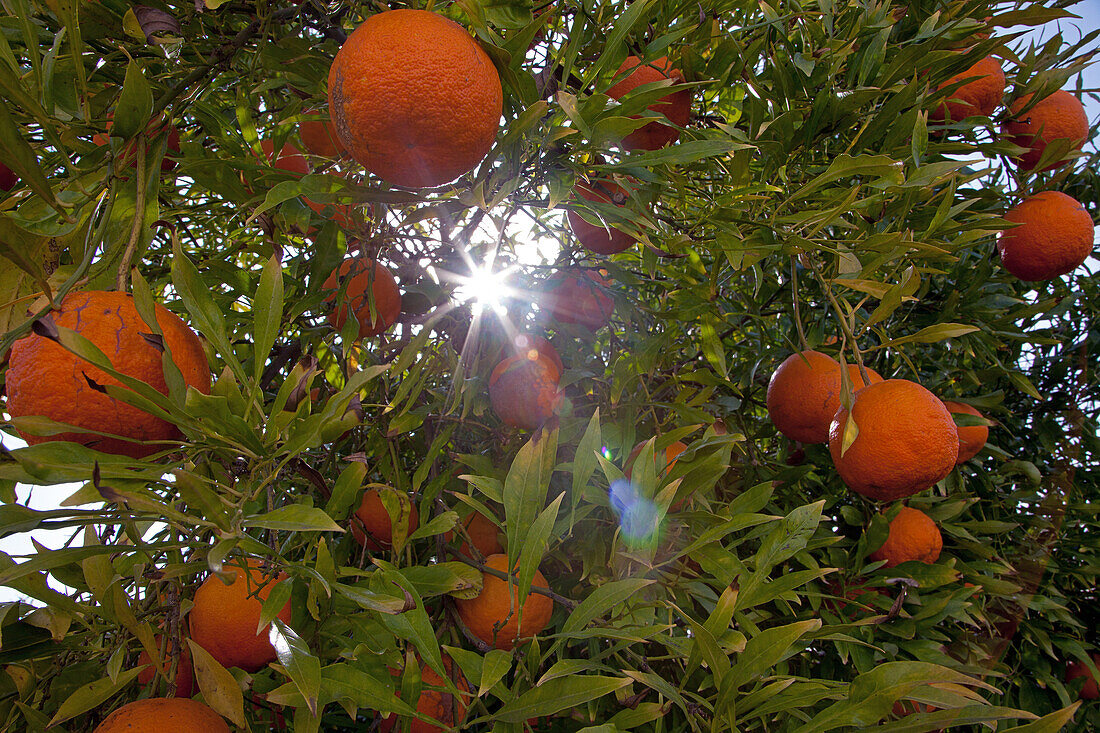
left=0, top=105, right=62, bottom=213
left=503, top=428, right=557, bottom=564
left=46, top=667, right=144, bottom=728
left=495, top=675, right=632, bottom=723
left=876, top=323, right=979, bottom=348
left=112, top=60, right=152, bottom=141
left=243, top=505, right=344, bottom=533
left=727, top=619, right=821, bottom=688
left=562, top=578, right=654, bottom=635
left=478, top=649, right=512, bottom=697
left=270, top=619, right=321, bottom=716
left=325, top=462, right=369, bottom=520
left=187, top=639, right=246, bottom=726
left=253, top=254, right=284, bottom=385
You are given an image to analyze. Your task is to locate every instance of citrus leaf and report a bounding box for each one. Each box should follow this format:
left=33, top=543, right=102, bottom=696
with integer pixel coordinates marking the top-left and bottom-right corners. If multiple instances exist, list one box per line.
left=495, top=675, right=632, bottom=722
left=270, top=619, right=321, bottom=716
left=243, top=505, right=343, bottom=533
left=187, top=639, right=246, bottom=727
left=46, top=667, right=144, bottom=728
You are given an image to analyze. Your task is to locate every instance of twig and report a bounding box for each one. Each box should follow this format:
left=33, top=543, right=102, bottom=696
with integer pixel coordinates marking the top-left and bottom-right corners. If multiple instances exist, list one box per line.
left=116, top=139, right=148, bottom=292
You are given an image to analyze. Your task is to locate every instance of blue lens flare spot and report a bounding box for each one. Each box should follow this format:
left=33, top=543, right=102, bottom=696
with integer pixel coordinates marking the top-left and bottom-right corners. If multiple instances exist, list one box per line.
left=609, top=478, right=660, bottom=548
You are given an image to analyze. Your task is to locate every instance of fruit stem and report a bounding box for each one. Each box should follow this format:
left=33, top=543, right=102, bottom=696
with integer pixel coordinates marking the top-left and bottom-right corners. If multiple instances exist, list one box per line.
left=807, top=256, right=873, bottom=383
left=116, top=138, right=147, bottom=292
left=789, top=256, right=809, bottom=352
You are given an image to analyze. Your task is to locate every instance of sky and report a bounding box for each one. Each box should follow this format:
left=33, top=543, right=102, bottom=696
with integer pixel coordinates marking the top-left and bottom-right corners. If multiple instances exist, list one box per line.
left=1, top=4, right=1098, bottom=604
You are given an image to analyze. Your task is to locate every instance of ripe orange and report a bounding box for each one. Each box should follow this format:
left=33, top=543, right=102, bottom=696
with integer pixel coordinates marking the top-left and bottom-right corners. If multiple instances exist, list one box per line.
left=997, top=191, right=1094, bottom=281
left=1003, top=89, right=1089, bottom=170
left=606, top=56, right=691, bottom=151
left=454, top=554, right=554, bottom=650
left=510, top=334, right=564, bottom=379
left=323, top=259, right=402, bottom=338
left=189, top=558, right=292, bottom=672
left=260, top=138, right=310, bottom=177
left=929, top=55, right=1004, bottom=121
left=379, top=657, right=471, bottom=733
left=541, top=269, right=614, bottom=331
left=299, top=108, right=345, bottom=158
left=1065, top=653, right=1100, bottom=700
left=0, top=160, right=17, bottom=190
left=328, top=9, right=502, bottom=188
left=94, top=698, right=229, bottom=732
left=624, top=440, right=687, bottom=480
left=942, top=400, right=989, bottom=464
left=767, top=350, right=883, bottom=444
left=137, top=636, right=195, bottom=698
left=447, top=511, right=504, bottom=558
left=5, top=290, right=211, bottom=458
left=488, top=353, right=562, bottom=431
left=828, top=379, right=959, bottom=501
left=351, top=488, right=419, bottom=551
left=567, top=178, right=635, bottom=255
left=868, top=506, right=943, bottom=567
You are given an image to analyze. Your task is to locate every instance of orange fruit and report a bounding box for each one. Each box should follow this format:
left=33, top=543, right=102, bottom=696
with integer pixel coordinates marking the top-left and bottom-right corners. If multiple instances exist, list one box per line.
left=997, top=191, right=1094, bottom=281
left=94, top=698, right=230, bottom=732
left=624, top=440, right=687, bottom=480
left=0, top=160, right=18, bottom=190
left=454, top=553, right=554, bottom=650
left=929, top=55, right=1004, bottom=121
left=328, top=9, right=502, bottom=188
left=189, top=558, right=292, bottom=672
left=351, top=488, right=419, bottom=551
left=567, top=178, right=635, bottom=255
left=868, top=506, right=943, bottom=567
left=5, top=290, right=211, bottom=458
left=942, top=400, right=989, bottom=464
left=1003, top=89, right=1089, bottom=170
left=606, top=56, right=691, bottom=151
left=767, top=350, right=883, bottom=444
left=260, top=138, right=310, bottom=177
left=323, top=259, right=402, bottom=338
left=379, top=656, right=471, bottom=733
left=136, top=636, right=195, bottom=698
left=299, top=108, right=345, bottom=158
left=1066, top=653, right=1100, bottom=700
left=488, top=353, right=562, bottom=431
left=446, top=511, right=504, bottom=558
left=510, top=334, right=564, bottom=379
left=828, top=379, right=959, bottom=501
left=541, top=269, right=614, bottom=331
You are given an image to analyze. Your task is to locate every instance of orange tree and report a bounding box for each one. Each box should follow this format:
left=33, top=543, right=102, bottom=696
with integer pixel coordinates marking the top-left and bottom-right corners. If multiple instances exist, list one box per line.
left=0, top=0, right=1097, bottom=730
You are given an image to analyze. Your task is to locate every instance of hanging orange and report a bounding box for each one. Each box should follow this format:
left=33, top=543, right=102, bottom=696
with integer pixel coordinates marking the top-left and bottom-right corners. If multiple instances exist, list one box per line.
left=454, top=554, right=554, bottom=650
left=489, top=352, right=562, bottom=431
left=94, top=698, right=229, bottom=732
left=323, top=259, right=402, bottom=338
left=351, top=488, right=419, bottom=550
left=929, top=55, right=1004, bottom=121
left=606, top=56, right=691, bottom=151
left=868, top=506, right=943, bottom=567
left=328, top=9, right=502, bottom=188
left=767, top=350, right=883, bottom=444
left=5, top=290, right=211, bottom=458
left=189, top=559, right=292, bottom=673
left=942, top=400, right=989, bottom=464
left=567, top=178, right=636, bottom=255
left=379, top=656, right=471, bottom=733
left=828, top=379, right=958, bottom=501
left=1003, top=89, right=1089, bottom=170
left=998, top=191, right=1094, bottom=281
left=541, top=269, right=614, bottom=331
left=299, top=108, right=345, bottom=158
left=136, top=636, right=195, bottom=698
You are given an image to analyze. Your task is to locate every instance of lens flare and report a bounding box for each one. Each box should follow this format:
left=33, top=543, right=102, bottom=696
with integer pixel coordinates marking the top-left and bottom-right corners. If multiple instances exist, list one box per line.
left=609, top=478, right=661, bottom=548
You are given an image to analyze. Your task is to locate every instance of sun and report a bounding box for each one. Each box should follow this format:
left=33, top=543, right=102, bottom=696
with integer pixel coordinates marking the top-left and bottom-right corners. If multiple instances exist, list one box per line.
left=453, top=263, right=517, bottom=314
